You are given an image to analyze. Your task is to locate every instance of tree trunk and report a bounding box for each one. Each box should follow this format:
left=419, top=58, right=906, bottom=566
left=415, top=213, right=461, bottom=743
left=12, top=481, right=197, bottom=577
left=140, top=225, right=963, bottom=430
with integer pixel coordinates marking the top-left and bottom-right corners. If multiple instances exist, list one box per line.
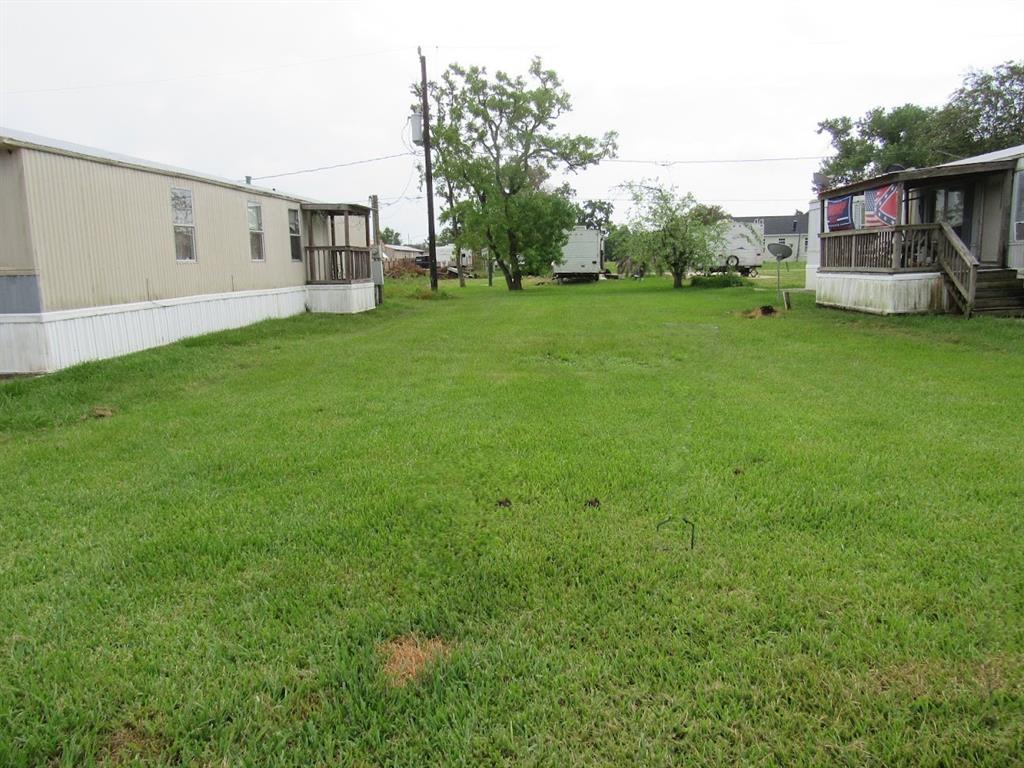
left=495, top=258, right=517, bottom=291
left=672, top=269, right=684, bottom=288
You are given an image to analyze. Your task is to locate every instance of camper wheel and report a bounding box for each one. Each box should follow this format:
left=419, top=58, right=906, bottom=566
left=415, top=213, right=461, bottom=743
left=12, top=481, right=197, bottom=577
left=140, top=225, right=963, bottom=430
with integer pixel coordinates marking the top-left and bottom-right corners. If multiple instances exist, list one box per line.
left=725, top=255, right=740, bottom=269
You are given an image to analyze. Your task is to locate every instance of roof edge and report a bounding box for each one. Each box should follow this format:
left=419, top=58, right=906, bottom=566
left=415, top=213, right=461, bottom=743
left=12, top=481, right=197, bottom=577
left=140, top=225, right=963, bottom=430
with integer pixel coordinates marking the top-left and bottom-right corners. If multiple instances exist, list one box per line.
left=0, top=127, right=368, bottom=212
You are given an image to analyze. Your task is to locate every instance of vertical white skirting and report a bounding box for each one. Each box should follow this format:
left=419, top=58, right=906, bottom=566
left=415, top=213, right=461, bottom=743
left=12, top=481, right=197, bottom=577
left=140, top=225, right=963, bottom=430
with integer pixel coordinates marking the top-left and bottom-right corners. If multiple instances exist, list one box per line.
left=305, top=283, right=376, bottom=314
left=815, top=272, right=947, bottom=315
left=1, top=283, right=375, bottom=374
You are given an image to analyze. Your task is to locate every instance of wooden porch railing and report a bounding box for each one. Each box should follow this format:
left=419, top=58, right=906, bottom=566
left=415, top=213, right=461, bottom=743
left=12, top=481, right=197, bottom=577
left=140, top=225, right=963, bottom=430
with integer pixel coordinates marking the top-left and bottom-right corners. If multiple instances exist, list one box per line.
left=819, top=222, right=980, bottom=316
left=819, top=224, right=942, bottom=272
left=306, top=246, right=372, bottom=284
left=936, top=221, right=978, bottom=316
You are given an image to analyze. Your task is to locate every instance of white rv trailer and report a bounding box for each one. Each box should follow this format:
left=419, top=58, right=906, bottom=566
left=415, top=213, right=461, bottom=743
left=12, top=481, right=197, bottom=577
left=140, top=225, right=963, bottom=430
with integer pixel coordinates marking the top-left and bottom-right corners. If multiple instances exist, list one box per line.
left=553, top=226, right=604, bottom=282
left=710, top=220, right=766, bottom=276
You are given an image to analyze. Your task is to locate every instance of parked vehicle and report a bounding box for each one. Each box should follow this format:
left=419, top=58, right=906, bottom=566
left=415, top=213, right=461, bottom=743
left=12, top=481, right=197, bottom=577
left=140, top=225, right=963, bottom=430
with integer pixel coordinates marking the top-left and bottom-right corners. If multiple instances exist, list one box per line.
left=553, top=226, right=603, bottom=282
left=709, top=220, right=765, bottom=277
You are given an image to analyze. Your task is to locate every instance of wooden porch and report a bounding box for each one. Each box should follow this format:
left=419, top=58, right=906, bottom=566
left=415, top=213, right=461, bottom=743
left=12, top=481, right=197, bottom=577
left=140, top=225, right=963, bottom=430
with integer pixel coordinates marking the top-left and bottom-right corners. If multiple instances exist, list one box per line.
left=300, top=202, right=373, bottom=285
left=819, top=223, right=1024, bottom=316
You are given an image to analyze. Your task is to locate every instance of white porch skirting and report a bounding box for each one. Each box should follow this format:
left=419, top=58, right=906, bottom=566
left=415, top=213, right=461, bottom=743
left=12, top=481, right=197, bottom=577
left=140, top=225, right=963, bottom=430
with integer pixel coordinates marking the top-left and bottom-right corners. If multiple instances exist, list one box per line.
left=306, top=283, right=376, bottom=314
left=1, top=283, right=375, bottom=374
left=815, top=271, right=948, bottom=315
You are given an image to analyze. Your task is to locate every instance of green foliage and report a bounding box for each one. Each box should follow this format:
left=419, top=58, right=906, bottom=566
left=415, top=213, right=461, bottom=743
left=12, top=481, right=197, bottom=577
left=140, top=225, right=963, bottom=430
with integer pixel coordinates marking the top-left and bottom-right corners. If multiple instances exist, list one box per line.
left=818, top=60, right=1023, bottom=185
left=690, top=272, right=748, bottom=288
left=623, top=181, right=729, bottom=287
left=576, top=199, right=614, bottom=234
left=380, top=226, right=402, bottom=245
left=603, top=223, right=631, bottom=265
left=424, top=57, right=617, bottom=290
left=3, top=281, right=1024, bottom=765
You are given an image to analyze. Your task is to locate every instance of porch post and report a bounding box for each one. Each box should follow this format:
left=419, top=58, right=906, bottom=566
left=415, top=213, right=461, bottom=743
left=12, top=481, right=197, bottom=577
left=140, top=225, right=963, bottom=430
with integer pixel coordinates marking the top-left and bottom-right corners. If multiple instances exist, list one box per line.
left=892, top=189, right=904, bottom=270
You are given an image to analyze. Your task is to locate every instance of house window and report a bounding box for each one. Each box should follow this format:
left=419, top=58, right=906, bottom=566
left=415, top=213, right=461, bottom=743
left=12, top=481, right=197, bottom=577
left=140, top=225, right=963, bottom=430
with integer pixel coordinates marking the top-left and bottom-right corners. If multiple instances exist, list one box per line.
left=171, top=187, right=196, bottom=261
left=288, top=209, right=302, bottom=261
left=1015, top=174, right=1024, bottom=241
left=248, top=202, right=264, bottom=261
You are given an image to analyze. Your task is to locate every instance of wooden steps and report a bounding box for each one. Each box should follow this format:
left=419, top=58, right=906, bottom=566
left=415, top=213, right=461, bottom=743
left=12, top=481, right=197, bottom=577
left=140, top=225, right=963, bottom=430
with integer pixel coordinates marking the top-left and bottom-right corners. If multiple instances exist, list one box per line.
left=970, top=268, right=1024, bottom=316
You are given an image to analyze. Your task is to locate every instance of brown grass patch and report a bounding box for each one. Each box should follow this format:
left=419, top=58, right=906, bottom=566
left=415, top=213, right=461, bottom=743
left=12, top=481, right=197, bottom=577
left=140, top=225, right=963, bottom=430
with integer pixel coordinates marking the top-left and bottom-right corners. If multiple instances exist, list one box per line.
left=379, top=634, right=450, bottom=687
left=100, top=723, right=163, bottom=764
left=865, top=654, right=1023, bottom=700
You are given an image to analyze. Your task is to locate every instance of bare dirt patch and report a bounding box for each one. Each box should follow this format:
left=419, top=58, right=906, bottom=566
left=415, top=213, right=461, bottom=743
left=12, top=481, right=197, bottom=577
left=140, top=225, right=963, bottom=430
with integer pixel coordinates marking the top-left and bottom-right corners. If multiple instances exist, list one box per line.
left=85, top=406, right=115, bottom=419
left=741, top=305, right=777, bottom=318
left=379, top=635, right=450, bottom=688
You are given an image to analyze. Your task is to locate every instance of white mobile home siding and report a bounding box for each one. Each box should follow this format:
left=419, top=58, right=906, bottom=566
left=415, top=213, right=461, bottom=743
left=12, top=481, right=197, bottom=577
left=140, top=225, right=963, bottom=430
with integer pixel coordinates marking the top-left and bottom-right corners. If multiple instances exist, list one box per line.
left=19, top=149, right=309, bottom=312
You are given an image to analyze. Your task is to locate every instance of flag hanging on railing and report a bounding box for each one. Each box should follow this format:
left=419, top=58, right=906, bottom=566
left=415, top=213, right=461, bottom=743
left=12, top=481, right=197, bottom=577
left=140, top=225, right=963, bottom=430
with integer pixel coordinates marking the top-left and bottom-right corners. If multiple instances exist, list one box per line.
left=826, top=195, right=854, bottom=231
left=864, top=183, right=900, bottom=227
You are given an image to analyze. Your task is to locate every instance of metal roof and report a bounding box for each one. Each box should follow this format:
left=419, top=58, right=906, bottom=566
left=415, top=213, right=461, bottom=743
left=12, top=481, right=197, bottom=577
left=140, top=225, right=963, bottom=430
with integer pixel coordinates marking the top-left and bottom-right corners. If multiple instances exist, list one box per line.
left=733, top=212, right=808, bottom=235
left=819, top=145, right=1023, bottom=200
left=383, top=244, right=426, bottom=253
left=938, top=144, right=1024, bottom=166
left=0, top=126, right=367, bottom=210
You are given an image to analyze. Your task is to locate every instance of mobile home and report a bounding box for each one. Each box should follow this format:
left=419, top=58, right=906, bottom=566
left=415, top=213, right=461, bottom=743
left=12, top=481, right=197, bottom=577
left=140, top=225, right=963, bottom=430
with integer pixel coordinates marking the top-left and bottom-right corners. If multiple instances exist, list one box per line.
left=814, top=145, right=1024, bottom=316
left=0, top=129, right=377, bottom=374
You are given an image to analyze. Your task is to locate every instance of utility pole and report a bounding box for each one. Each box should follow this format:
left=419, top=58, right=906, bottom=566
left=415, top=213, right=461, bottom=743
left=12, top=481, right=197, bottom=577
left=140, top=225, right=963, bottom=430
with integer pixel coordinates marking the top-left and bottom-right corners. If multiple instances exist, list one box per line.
left=370, top=194, right=383, bottom=305
left=418, top=47, right=439, bottom=292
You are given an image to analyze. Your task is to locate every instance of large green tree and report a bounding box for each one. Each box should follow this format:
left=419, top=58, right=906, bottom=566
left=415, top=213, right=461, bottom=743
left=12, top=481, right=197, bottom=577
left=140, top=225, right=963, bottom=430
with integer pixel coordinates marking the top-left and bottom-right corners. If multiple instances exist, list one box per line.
left=817, top=60, right=1023, bottom=186
left=423, top=58, right=616, bottom=290
left=623, top=182, right=729, bottom=288
left=379, top=227, right=402, bottom=245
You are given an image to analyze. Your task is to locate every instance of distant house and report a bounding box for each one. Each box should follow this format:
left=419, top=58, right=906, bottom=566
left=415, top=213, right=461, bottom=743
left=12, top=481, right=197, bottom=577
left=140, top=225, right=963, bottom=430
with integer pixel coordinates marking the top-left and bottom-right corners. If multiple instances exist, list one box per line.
left=382, top=244, right=426, bottom=262
left=733, top=211, right=809, bottom=260
left=810, top=145, right=1024, bottom=316
left=0, top=129, right=376, bottom=374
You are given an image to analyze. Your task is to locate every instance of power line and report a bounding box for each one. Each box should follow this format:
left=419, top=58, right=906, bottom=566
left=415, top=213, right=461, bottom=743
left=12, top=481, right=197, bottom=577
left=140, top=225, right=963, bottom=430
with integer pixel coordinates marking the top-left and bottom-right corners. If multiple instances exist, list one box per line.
left=247, top=152, right=416, bottom=182
left=606, top=155, right=824, bottom=166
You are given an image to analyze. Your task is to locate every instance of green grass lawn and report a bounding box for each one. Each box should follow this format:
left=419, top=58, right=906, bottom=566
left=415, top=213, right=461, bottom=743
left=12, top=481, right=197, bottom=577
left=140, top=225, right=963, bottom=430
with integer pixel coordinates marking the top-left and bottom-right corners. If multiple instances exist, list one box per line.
left=2, top=277, right=1023, bottom=766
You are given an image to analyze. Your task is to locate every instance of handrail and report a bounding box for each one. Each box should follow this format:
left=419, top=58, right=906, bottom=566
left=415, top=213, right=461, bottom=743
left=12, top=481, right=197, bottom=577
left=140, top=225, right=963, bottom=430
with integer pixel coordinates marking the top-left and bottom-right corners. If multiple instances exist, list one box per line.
left=936, top=222, right=978, bottom=316
left=306, top=246, right=372, bottom=284
left=819, top=223, right=941, bottom=271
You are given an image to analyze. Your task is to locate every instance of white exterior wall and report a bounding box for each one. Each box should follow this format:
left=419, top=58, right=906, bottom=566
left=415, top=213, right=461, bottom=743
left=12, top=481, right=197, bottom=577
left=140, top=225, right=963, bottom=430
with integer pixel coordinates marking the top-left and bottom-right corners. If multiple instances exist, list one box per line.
left=18, top=149, right=309, bottom=312
left=816, top=272, right=947, bottom=315
left=805, top=200, right=821, bottom=290
left=1010, top=162, right=1024, bottom=273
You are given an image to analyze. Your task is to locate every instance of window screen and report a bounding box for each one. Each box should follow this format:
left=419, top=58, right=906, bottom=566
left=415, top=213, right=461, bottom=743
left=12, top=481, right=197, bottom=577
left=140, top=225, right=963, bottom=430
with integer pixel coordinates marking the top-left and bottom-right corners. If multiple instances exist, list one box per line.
left=171, top=188, right=196, bottom=261
left=289, top=209, right=302, bottom=261
left=248, top=203, right=264, bottom=261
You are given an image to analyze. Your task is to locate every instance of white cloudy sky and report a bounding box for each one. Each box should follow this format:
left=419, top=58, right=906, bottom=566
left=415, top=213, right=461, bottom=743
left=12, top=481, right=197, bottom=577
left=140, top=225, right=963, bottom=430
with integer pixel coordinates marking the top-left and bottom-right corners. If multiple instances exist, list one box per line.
left=2, top=0, right=1021, bottom=243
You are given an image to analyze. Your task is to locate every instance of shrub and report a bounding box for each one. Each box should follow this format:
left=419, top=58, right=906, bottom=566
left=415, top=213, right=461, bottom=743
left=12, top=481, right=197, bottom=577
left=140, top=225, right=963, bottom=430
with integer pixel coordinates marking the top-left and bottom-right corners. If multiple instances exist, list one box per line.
left=690, top=273, right=748, bottom=288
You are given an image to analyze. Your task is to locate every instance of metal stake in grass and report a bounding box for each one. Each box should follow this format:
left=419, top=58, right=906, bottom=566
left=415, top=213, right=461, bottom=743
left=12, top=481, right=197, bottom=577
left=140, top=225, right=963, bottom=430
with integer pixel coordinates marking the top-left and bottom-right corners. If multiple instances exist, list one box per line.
left=657, top=516, right=696, bottom=550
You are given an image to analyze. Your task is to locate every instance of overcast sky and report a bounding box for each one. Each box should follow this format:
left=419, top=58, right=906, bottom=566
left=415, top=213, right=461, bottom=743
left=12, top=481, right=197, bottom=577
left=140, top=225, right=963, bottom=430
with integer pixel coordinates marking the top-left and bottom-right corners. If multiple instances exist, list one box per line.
left=2, top=0, right=1022, bottom=242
